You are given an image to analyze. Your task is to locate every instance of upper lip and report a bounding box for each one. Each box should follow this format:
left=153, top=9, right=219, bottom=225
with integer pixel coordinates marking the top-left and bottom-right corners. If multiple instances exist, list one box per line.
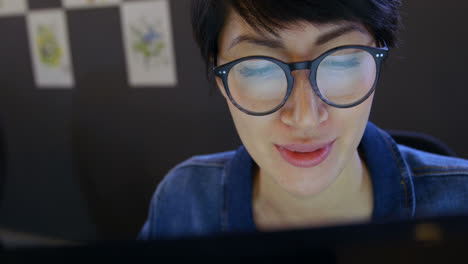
left=276, top=140, right=335, bottom=153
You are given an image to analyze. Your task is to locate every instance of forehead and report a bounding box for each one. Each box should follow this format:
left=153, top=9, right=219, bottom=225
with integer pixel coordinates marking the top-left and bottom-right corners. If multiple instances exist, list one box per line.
left=218, top=9, right=374, bottom=59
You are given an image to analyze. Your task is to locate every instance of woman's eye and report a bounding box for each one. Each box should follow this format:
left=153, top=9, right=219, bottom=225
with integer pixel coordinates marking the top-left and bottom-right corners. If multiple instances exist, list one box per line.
left=321, top=57, right=360, bottom=69
left=238, top=65, right=279, bottom=78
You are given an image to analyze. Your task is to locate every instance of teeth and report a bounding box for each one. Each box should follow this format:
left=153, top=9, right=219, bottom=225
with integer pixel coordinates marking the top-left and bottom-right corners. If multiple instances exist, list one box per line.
left=294, top=150, right=313, bottom=153
left=294, top=148, right=321, bottom=153
left=278, top=145, right=324, bottom=153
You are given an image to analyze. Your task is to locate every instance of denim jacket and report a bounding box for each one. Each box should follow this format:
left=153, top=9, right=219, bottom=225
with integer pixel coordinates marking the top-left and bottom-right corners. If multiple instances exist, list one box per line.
left=138, top=122, right=468, bottom=240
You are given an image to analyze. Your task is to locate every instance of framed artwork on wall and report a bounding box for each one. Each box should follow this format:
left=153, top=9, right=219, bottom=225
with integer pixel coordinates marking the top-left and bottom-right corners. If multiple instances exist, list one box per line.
left=62, top=0, right=121, bottom=9
left=120, top=0, right=177, bottom=87
left=26, top=9, right=75, bottom=88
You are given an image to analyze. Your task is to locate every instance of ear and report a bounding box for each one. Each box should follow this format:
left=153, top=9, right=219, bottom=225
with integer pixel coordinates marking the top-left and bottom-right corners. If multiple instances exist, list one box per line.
left=210, top=54, right=228, bottom=99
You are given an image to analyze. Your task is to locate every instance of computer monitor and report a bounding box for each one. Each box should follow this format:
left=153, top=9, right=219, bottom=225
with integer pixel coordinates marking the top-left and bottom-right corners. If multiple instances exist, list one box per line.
left=2, top=214, right=468, bottom=263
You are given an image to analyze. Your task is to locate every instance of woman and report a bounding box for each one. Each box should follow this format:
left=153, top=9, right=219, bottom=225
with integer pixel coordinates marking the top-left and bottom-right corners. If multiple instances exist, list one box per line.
left=138, top=0, right=468, bottom=239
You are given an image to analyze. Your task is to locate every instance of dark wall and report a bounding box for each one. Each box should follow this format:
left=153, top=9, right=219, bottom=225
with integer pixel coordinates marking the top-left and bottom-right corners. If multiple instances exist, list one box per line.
left=370, top=2, right=468, bottom=143
left=0, top=0, right=467, bottom=241
left=0, top=13, right=96, bottom=240
left=70, top=2, right=239, bottom=240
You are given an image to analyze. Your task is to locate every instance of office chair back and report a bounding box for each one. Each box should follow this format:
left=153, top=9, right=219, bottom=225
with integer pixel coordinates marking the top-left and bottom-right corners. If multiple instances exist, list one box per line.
left=0, top=121, right=4, bottom=204
left=387, top=130, right=456, bottom=157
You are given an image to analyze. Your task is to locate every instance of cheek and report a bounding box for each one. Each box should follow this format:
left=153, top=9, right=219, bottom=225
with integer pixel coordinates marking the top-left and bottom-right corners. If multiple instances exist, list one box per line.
left=226, top=100, right=278, bottom=149
left=229, top=103, right=269, bottom=135
left=331, top=94, right=374, bottom=145
left=215, top=77, right=228, bottom=99
left=355, top=94, right=374, bottom=124
left=334, top=93, right=373, bottom=121
left=227, top=100, right=253, bottom=141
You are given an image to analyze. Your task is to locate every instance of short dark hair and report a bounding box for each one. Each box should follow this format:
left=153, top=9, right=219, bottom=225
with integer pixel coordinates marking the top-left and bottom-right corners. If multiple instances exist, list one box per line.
left=191, top=0, right=402, bottom=81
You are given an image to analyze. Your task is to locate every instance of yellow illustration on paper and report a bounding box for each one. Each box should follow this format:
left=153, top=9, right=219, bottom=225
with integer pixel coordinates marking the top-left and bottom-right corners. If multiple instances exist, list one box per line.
left=36, top=24, right=63, bottom=67
left=27, top=9, right=74, bottom=88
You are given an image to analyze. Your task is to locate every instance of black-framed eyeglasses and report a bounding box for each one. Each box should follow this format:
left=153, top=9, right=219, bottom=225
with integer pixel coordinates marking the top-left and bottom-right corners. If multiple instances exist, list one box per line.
left=213, top=42, right=388, bottom=116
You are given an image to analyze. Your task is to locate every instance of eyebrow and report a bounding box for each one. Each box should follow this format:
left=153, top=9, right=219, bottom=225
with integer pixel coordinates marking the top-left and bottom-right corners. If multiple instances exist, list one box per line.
left=228, top=24, right=365, bottom=50
left=229, top=35, right=285, bottom=50
left=315, top=24, right=365, bottom=46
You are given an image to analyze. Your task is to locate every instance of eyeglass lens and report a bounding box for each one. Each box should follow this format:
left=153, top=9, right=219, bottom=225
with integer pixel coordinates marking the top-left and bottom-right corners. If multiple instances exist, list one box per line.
left=226, top=48, right=377, bottom=113
left=229, top=59, right=287, bottom=113
left=316, top=48, right=376, bottom=106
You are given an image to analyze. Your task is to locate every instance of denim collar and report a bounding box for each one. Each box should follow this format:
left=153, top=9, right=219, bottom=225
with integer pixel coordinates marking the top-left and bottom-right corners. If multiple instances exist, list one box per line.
left=222, top=143, right=256, bottom=233
left=359, top=122, right=416, bottom=220
left=222, top=122, right=416, bottom=233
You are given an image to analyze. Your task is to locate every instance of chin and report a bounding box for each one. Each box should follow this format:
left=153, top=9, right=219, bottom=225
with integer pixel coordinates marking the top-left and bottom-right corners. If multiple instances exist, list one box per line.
left=275, top=165, right=338, bottom=198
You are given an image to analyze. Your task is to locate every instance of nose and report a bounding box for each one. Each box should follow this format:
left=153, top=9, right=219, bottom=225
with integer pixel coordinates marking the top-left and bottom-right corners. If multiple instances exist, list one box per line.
left=280, top=69, right=328, bottom=131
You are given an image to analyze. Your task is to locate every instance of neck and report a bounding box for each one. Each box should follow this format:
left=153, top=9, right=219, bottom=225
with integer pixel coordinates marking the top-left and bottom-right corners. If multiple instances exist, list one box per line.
left=252, top=150, right=373, bottom=230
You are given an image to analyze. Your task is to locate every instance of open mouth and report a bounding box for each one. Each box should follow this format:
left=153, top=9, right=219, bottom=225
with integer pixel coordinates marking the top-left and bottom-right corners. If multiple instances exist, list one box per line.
left=275, top=140, right=335, bottom=168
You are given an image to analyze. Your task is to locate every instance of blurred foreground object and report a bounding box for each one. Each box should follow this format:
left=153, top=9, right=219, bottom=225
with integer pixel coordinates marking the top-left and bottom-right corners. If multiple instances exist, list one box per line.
left=2, top=215, right=468, bottom=262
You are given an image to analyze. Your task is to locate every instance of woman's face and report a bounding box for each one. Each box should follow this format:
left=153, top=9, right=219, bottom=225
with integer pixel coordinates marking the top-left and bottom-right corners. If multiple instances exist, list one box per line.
left=216, top=11, right=376, bottom=197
